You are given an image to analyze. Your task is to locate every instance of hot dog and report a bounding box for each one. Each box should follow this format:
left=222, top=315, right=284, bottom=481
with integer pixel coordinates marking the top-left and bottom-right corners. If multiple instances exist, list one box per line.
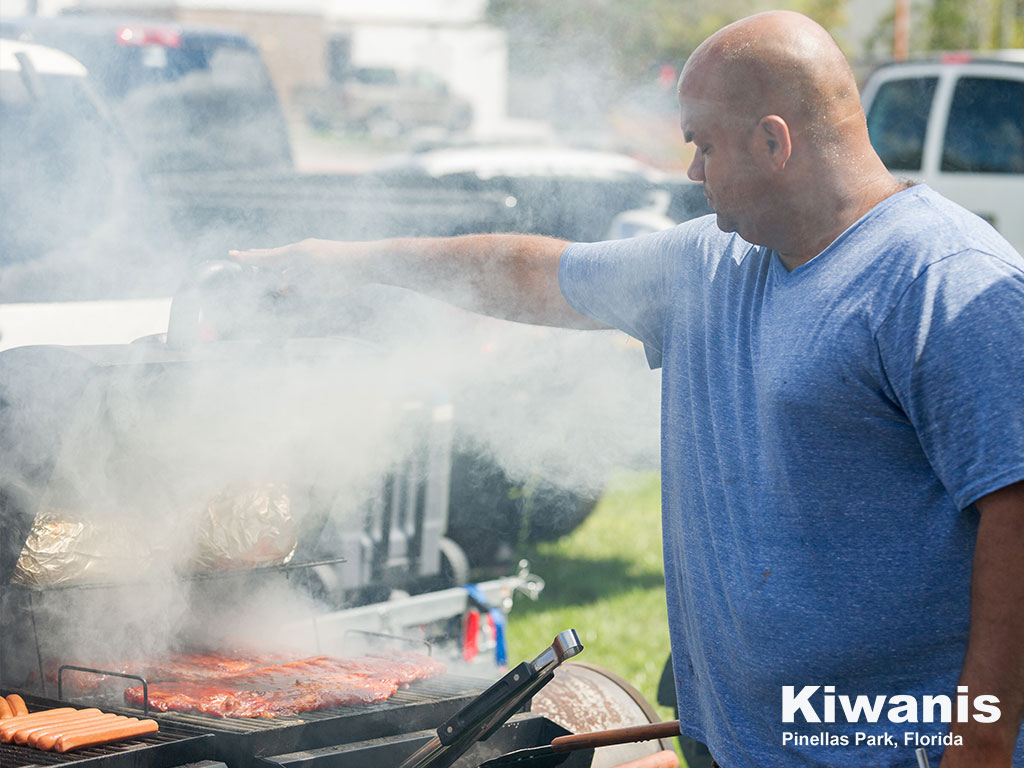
left=13, top=709, right=103, bottom=745
left=53, top=718, right=158, bottom=753
left=34, top=714, right=128, bottom=751
left=0, top=708, right=76, bottom=741
left=0, top=697, right=13, bottom=721
left=5, top=694, right=28, bottom=717
left=21, top=711, right=110, bottom=747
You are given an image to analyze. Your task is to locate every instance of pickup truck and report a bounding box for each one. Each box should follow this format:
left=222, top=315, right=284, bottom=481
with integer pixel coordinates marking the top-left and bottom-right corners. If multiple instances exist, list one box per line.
left=0, top=19, right=517, bottom=310
left=0, top=15, right=700, bottom=253
left=860, top=51, right=1024, bottom=253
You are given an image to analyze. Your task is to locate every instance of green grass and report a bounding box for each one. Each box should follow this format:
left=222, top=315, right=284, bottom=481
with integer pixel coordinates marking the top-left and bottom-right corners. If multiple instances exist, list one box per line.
left=505, top=470, right=679, bottom=729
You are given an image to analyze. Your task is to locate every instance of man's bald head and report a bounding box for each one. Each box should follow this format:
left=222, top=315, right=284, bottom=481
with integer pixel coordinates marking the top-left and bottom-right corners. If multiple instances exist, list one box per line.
left=679, top=11, right=863, bottom=150
left=675, top=11, right=898, bottom=262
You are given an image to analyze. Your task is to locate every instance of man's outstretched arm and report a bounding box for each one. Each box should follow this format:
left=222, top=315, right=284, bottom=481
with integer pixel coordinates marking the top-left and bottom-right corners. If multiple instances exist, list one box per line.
left=231, top=234, right=608, bottom=330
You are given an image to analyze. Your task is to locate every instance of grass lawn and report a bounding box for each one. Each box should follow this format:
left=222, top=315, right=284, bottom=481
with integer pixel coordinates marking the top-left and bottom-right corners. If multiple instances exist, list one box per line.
left=504, top=470, right=683, bottom=756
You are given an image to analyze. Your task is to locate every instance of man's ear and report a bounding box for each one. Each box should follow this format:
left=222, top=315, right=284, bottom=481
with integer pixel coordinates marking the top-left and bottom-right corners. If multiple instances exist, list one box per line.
left=755, top=115, right=792, bottom=170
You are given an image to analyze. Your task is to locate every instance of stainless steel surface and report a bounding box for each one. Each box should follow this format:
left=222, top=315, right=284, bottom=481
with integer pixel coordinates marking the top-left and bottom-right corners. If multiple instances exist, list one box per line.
left=915, top=747, right=930, bottom=768
left=529, top=631, right=583, bottom=678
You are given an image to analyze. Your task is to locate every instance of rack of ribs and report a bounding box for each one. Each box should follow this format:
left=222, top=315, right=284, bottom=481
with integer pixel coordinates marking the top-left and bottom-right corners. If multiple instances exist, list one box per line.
left=120, top=650, right=446, bottom=718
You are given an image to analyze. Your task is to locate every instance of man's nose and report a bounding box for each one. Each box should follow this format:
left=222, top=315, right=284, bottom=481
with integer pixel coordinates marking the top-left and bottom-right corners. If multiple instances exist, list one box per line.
left=687, top=151, right=705, bottom=183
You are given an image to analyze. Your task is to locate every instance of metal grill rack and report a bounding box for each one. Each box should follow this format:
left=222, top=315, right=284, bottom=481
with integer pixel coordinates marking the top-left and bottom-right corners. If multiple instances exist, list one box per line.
left=0, top=692, right=213, bottom=768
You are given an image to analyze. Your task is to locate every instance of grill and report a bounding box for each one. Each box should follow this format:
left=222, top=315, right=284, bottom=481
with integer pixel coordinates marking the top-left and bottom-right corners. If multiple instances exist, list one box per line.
left=0, top=335, right=568, bottom=768
left=107, top=675, right=490, bottom=767
left=258, top=712, right=593, bottom=768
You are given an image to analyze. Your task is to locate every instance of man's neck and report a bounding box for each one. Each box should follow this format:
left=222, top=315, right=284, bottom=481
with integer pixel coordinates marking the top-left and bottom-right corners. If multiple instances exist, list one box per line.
left=774, top=174, right=908, bottom=271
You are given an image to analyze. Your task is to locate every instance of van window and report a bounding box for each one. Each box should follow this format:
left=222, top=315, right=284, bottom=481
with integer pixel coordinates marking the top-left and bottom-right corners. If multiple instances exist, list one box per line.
left=941, top=77, right=1024, bottom=174
left=866, top=77, right=938, bottom=171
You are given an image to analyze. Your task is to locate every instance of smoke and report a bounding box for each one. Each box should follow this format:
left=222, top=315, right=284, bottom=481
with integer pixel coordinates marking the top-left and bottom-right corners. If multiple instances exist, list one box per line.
left=0, top=8, right=668, bottom=691
left=355, top=287, right=661, bottom=491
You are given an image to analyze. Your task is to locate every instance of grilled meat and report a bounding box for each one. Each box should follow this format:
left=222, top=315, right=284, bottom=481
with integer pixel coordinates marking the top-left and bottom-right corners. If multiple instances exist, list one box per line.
left=120, top=650, right=445, bottom=718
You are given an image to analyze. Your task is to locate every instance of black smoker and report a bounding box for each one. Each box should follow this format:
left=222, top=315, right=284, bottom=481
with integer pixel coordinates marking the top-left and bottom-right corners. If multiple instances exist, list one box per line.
left=0, top=336, right=592, bottom=768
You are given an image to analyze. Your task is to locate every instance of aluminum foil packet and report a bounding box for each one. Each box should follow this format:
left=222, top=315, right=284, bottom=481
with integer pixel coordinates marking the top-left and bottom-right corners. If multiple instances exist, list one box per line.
left=191, top=483, right=297, bottom=572
left=13, top=510, right=151, bottom=587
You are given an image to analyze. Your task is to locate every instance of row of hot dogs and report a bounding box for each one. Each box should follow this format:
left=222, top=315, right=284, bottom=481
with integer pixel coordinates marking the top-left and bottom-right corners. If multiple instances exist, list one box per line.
left=0, top=694, right=159, bottom=753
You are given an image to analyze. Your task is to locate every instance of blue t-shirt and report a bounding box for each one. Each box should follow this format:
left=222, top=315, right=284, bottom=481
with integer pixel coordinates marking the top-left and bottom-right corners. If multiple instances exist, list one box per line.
left=560, top=185, right=1024, bottom=768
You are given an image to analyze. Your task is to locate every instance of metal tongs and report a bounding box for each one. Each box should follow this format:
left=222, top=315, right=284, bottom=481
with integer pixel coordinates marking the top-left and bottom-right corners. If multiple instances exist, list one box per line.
left=398, top=629, right=584, bottom=768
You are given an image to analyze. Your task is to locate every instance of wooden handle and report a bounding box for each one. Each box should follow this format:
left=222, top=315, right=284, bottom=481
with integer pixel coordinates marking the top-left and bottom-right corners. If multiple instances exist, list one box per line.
left=551, top=720, right=680, bottom=751
left=609, top=750, right=680, bottom=768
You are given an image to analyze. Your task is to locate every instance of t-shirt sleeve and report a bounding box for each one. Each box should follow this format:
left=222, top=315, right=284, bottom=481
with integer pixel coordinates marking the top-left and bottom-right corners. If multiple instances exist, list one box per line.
left=876, top=250, right=1024, bottom=509
left=560, top=224, right=694, bottom=369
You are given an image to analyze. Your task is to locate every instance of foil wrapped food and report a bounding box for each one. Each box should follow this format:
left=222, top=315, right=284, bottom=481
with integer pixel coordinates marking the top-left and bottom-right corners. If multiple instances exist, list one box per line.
left=190, top=483, right=297, bottom=572
left=13, top=511, right=151, bottom=587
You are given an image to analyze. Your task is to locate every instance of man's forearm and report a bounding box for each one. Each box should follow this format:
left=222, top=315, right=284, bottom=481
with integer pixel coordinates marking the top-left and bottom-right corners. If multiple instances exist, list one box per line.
left=328, top=234, right=604, bottom=329
left=941, top=480, right=1024, bottom=767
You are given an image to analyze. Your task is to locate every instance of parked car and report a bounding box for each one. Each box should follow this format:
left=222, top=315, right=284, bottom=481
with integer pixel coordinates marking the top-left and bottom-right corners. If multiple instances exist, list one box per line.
left=860, top=51, right=1024, bottom=253
left=296, top=65, right=473, bottom=137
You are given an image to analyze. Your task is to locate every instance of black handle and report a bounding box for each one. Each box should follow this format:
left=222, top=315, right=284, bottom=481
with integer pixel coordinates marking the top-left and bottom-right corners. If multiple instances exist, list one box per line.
left=437, top=661, right=536, bottom=746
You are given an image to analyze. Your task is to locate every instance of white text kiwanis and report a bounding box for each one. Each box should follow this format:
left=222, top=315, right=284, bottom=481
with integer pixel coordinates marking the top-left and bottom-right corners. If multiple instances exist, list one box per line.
left=781, top=686, right=1000, bottom=724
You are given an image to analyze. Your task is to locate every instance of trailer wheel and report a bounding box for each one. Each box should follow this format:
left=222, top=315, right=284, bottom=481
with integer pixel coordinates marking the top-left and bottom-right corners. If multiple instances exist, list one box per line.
left=530, top=662, right=677, bottom=768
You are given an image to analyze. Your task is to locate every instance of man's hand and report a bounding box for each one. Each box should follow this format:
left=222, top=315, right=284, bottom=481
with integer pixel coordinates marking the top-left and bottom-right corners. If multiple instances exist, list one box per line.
left=230, top=238, right=368, bottom=295
left=940, top=480, right=1024, bottom=767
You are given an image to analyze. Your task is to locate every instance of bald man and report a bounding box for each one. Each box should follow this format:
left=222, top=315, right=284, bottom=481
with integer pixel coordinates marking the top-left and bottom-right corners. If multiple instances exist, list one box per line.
left=233, top=11, right=1024, bottom=768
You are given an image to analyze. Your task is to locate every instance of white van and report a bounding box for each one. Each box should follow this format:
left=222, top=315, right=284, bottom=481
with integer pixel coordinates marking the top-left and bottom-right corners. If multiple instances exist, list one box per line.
left=860, top=52, right=1024, bottom=254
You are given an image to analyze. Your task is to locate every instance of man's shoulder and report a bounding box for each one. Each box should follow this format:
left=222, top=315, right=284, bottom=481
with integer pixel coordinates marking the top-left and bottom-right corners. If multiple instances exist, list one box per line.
left=565, top=214, right=751, bottom=273
left=881, top=185, right=1022, bottom=267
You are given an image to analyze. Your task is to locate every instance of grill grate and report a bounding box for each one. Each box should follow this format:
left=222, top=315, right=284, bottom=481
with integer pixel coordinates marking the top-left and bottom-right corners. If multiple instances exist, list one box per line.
left=0, top=697, right=213, bottom=768
left=0, top=730, right=203, bottom=767
left=50, top=675, right=490, bottom=768
left=106, top=675, right=487, bottom=734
